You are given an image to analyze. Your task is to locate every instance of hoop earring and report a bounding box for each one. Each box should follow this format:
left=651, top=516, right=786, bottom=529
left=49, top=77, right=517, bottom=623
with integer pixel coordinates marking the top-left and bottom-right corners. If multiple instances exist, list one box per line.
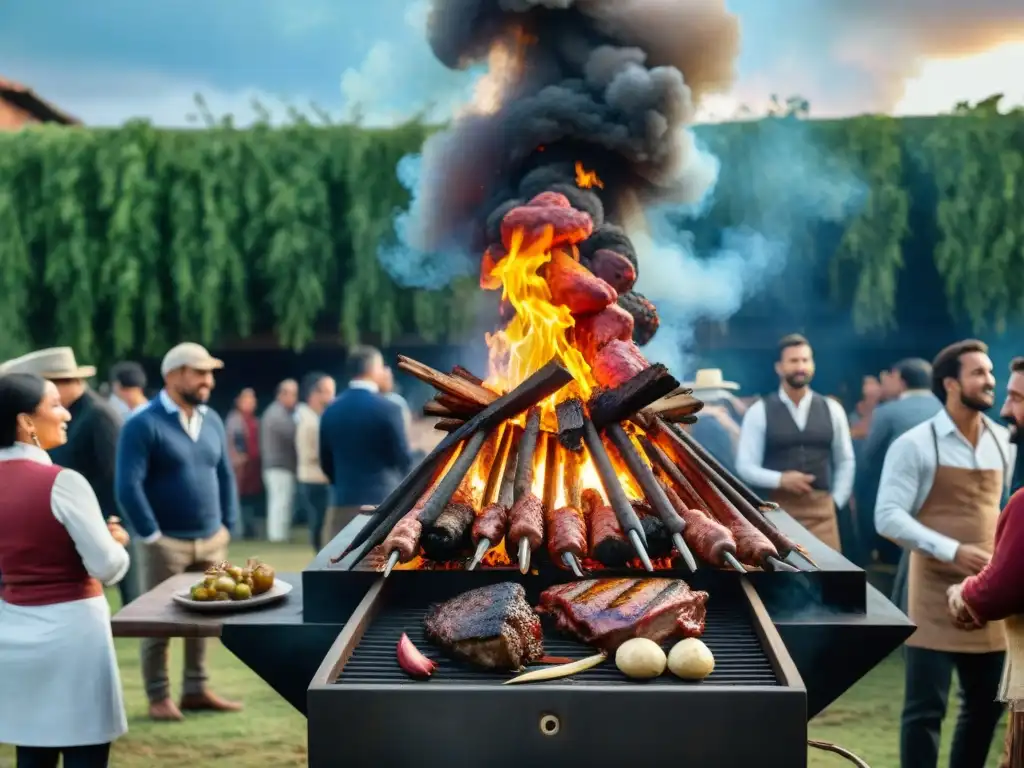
left=30, top=431, right=40, bottom=448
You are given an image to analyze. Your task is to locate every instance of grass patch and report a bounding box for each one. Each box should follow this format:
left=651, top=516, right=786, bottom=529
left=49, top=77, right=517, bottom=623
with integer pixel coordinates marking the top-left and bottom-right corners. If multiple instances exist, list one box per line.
left=0, top=540, right=1008, bottom=767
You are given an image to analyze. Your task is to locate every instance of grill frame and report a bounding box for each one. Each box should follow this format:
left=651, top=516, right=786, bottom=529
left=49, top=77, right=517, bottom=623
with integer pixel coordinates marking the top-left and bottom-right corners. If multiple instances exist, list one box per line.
left=307, top=574, right=808, bottom=767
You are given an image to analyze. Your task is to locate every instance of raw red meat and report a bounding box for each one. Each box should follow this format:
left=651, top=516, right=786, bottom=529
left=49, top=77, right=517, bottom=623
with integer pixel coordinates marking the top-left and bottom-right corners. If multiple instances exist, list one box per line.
left=472, top=502, right=509, bottom=545
left=590, top=339, right=649, bottom=389
left=501, top=204, right=593, bottom=251
left=537, top=578, right=709, bottom=651
left=546, top=505, right=588, bottom=562
left=546, top=249, right=617, bottom=315
left=574, top=304, right=634, bottom=361
left=507, top=493, right=544, bottom=551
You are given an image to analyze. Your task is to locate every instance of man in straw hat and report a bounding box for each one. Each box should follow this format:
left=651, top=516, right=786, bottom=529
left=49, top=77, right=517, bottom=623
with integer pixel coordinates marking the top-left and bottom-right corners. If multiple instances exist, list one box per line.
left=736, top=334, right=855, bottom=551
left=681, top=368, right=744, bottom=476
left=116, top=342, right=242, bottom=721
left=1, top=347, right=139, bottom=605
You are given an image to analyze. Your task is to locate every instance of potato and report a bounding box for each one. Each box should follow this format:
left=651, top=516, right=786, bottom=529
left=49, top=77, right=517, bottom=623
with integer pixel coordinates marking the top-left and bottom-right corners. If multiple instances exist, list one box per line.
left=615, top=638, right=667, bottom=679
left=667, top=638, right=715, bottom=680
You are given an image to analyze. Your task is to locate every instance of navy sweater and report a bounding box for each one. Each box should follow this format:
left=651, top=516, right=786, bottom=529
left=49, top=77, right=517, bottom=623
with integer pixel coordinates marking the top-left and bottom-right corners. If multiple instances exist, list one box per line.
left=115, top=400, right=239, bottom=540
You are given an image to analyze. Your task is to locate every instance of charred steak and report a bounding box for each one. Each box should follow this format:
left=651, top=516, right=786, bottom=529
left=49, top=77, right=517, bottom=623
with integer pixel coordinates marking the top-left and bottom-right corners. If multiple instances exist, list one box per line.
left=424, top=583, right=544, bottom=670
left=537, top=578, right=708, bottom=651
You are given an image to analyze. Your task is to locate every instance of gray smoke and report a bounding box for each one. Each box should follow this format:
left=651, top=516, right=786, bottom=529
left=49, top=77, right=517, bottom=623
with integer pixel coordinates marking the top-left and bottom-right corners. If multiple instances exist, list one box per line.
left=392, top=0, right=741, bottom=260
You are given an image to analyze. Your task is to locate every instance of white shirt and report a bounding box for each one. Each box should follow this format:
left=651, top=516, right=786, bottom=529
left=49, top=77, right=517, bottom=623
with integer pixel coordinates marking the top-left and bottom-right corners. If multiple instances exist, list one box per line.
left=159, top=389, right=206, bottom=441
left=349, top=379, right=380, bottom=393
left=874, top=409, right=1013, bottom=563
left=736, top=388, right=856, bottom=508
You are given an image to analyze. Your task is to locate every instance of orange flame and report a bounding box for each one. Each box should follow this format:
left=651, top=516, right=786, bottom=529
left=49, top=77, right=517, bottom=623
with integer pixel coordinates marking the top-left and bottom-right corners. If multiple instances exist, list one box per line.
left=485, top=225, right=595, bottom=417
left=575, top=162, right=604, bottom=189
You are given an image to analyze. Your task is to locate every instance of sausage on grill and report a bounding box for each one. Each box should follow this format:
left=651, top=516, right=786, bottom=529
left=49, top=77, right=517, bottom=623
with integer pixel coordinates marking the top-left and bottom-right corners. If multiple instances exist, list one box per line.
left=658, top=478, right=740, bottom=568
left=473, top=502, right=509, bottom=546
left=507, top=494, right=544, bottom=552
left=583, top=488, right=632, bottom=566
left=384, top=508, right=424, bottom=563
left=546, top=505, right=588, bottom=562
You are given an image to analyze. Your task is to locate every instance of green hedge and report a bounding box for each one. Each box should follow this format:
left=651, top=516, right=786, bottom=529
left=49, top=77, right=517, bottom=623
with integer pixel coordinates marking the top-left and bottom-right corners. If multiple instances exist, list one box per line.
left=0, top=107, right=1021, bottom=366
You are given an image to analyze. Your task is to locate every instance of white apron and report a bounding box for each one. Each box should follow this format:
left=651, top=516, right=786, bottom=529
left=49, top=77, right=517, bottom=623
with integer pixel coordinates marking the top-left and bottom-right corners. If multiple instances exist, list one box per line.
left=0, top=594, right=127, bottom=747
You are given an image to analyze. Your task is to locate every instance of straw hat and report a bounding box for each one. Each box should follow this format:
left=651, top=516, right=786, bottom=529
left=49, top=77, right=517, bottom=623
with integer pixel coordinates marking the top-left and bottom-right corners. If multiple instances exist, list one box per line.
left=681, top=368, right=740, bottom=392
left=1, top=347, right=96, bottom=380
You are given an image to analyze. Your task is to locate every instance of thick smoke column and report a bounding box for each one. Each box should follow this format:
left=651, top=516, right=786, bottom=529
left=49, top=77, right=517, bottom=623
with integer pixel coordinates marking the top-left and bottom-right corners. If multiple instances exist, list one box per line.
left=405, top=0, right=740, bottom=260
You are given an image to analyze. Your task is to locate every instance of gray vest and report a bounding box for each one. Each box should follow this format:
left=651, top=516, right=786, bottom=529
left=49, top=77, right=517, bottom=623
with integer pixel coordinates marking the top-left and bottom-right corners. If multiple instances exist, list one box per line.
left=763, top=392, right=833, bottom=492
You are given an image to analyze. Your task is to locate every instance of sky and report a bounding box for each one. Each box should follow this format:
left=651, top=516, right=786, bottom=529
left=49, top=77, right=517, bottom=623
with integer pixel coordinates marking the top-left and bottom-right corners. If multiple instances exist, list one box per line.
left=3, top=0, right=1024, bottom=129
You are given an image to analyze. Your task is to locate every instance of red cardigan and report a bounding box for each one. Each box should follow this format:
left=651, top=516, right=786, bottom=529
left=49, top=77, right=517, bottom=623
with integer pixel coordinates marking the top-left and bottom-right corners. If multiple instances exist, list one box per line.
left=962, top=488, right=1024, bottom=623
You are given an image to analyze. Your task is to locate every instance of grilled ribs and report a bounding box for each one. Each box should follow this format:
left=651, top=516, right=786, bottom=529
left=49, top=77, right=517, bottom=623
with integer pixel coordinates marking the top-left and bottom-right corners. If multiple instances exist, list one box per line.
left=424, top=583, right=544, bottom=670
left=537, top=578, right=708, bottom=651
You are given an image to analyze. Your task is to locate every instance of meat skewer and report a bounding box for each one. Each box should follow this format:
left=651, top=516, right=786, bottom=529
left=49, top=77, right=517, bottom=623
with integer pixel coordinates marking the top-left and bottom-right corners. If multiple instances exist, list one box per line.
left=605, top=423, right=697, bottom=572
left=581, top=417, right=652, bottom=571
left=380, top=448, right=458, bottom=577
left=507, top=407, right=545, bottom=574
left=543, top=438, right=586, bottom=577
left=654, top=422, right=816, bottom=570
left=420, top=427, right=505, bottom=562
left=468, top=427, right=520, bottom=570
left=640, top=437, right=786, bottom=571
left=653, top=475, right=746, bottom=573
left=583, top=488, right=632, bottom=566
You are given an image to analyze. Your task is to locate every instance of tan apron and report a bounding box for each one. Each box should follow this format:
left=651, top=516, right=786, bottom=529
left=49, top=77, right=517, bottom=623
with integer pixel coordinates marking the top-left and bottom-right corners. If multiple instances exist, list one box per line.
left=770, top=488, right=840, bottom=551
left=907, top=423, right=1006, bottom=652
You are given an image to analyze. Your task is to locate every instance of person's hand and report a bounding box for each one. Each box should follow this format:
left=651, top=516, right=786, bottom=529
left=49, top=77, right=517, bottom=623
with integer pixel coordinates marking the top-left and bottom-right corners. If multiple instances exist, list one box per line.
left=946, top=583, right=984, bottom=631
left=107, top=516, right=130, bottom=547
left=953, top=543, right=990, bottom=576
left=779, top=471, right=816, bottom=495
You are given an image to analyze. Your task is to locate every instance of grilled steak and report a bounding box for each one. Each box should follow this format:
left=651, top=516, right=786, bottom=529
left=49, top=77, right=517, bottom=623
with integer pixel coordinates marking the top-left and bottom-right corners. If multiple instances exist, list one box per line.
left=424, top=583, right=544, bottom=670
left=537, top=578, right=708, bottom=651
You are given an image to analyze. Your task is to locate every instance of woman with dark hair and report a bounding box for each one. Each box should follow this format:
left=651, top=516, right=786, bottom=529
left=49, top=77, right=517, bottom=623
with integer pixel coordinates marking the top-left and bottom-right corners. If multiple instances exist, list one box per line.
left=0, top=373, right=130, bottom=767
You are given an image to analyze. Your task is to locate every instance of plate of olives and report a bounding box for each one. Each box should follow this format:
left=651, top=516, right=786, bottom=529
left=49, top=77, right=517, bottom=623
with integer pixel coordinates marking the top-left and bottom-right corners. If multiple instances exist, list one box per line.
left=173, top=558, right=291, bottom=612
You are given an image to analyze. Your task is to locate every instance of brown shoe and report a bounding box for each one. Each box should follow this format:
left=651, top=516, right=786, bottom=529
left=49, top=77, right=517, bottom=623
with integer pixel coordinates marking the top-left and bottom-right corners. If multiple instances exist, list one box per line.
left=180, top=690, right=243, bottom=713
left=148, top=698, right=185, bottom=721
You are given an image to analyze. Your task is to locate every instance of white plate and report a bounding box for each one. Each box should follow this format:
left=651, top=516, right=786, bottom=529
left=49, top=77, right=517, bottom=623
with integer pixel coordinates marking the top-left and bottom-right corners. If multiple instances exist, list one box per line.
left=171, top=579, right=293, bottom=613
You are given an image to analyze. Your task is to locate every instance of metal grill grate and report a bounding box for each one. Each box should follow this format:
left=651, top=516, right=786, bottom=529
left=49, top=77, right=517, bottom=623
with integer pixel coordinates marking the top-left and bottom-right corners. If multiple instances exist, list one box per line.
left=334, top=590, right=779, bottom=687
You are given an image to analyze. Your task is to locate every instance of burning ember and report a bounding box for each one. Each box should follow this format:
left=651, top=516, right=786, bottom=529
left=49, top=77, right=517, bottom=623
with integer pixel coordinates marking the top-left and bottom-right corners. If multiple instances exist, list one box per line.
left=336, top=1, right=817, bottom=579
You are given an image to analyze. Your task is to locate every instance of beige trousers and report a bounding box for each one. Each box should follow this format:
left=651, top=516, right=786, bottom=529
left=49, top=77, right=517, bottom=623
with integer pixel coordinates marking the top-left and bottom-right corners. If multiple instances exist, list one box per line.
left=139, top=527, right=229, bottom=703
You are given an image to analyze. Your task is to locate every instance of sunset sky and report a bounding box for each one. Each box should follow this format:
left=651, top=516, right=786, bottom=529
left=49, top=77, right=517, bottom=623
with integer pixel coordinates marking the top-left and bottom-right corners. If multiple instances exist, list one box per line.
left=1, top=0, right=1023, bottom=127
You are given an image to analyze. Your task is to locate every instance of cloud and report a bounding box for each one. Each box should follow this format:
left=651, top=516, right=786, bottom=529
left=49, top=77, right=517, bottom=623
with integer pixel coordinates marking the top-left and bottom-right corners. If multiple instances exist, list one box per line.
left=338, top=0, right=478, bottom=125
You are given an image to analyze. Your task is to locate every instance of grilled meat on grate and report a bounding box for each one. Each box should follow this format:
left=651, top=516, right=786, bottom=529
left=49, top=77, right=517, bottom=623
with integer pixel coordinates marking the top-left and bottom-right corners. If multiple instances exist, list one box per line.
left=424, top=583, right=544, bottom=670
left=537, top=578, right=708, bottom=651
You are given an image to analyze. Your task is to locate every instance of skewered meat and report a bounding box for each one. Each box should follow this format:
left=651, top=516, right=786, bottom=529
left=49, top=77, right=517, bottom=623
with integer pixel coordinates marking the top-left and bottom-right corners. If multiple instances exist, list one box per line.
left=424, top=582, right=544, bottom=670
left=657, top=478, right=740, bottom=568
left=591, top=339, right=649, bottom=390
left=618, top=290, right=660, bottom=345
left=574, top=304, right=634, bottom=361
left=528, top=191, right=571, bottom=209
left=546, top=505, right=588, bottom=563
left=507, top=494, right=544, bottom=552
left=583, top=488, right=631, bottom=566
left=632, top=500, right=672, bottom=559
left=421, top=502, right=475, bottom=561
left=383, top=506, right=424, bottom=563
left=472, top=503, right=509, bottom=546
left=537, top=578, right=708, bottom=651
left=586, top=249, right=637, bottom=294
left=545, top=248, right=617, bottom=316
left=501, top=203, right=593, bottom=251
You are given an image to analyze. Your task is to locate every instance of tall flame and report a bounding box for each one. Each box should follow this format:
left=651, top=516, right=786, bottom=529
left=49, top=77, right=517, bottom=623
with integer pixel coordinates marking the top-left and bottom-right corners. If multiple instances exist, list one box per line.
left=574, top=162, right=604, bottom=189
left=485, top=225, right=595, bottom=417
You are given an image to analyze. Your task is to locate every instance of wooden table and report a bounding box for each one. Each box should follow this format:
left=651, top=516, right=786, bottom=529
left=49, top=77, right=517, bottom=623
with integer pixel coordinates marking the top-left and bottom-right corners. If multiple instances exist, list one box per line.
left=111, top=572, right=304, bottom=638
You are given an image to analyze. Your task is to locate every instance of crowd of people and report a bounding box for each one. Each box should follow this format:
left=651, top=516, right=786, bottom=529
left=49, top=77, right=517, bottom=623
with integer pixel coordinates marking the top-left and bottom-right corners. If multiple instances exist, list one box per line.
left=0, top=332, right=1022, bottom=767
left=0, top=341, right=429, bottom=766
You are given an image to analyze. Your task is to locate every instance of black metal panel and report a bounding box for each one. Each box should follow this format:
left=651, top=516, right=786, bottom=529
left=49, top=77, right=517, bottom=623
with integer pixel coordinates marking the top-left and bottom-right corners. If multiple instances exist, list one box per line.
left=222, top=623, right=342, bottom=714
left=309, top=686, right=807, bottom=768
left=336, top=578, right=777, bottom=688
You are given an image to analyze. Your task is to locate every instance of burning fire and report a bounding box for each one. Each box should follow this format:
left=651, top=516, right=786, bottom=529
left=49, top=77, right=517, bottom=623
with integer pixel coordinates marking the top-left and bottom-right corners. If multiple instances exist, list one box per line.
left=574, top=162, right=604, bottom=190
left=484, top=225, right=595, bottom=414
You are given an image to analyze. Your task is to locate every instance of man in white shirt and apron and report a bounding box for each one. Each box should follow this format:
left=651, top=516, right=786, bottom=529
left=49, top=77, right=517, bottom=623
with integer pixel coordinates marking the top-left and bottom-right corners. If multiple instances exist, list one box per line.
left=876, top=339, right=1012, bottom=768
left=736, top=333, right=855, bottom=550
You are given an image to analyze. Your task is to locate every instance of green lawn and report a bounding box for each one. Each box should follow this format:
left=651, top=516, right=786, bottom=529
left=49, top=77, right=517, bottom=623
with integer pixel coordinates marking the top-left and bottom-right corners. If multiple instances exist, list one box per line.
left=0, top=541, right=1008, bottom=767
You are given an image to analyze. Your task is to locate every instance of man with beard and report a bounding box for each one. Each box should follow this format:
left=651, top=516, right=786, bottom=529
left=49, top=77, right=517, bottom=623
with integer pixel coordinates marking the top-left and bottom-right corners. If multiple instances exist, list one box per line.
left=737, top=334, right=855, bottom=550
left=116, top=342, right=242, bottom=721
left=946, top=355, right=1024, bottom=767
left=875, top=340, right=1012, bottom=768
